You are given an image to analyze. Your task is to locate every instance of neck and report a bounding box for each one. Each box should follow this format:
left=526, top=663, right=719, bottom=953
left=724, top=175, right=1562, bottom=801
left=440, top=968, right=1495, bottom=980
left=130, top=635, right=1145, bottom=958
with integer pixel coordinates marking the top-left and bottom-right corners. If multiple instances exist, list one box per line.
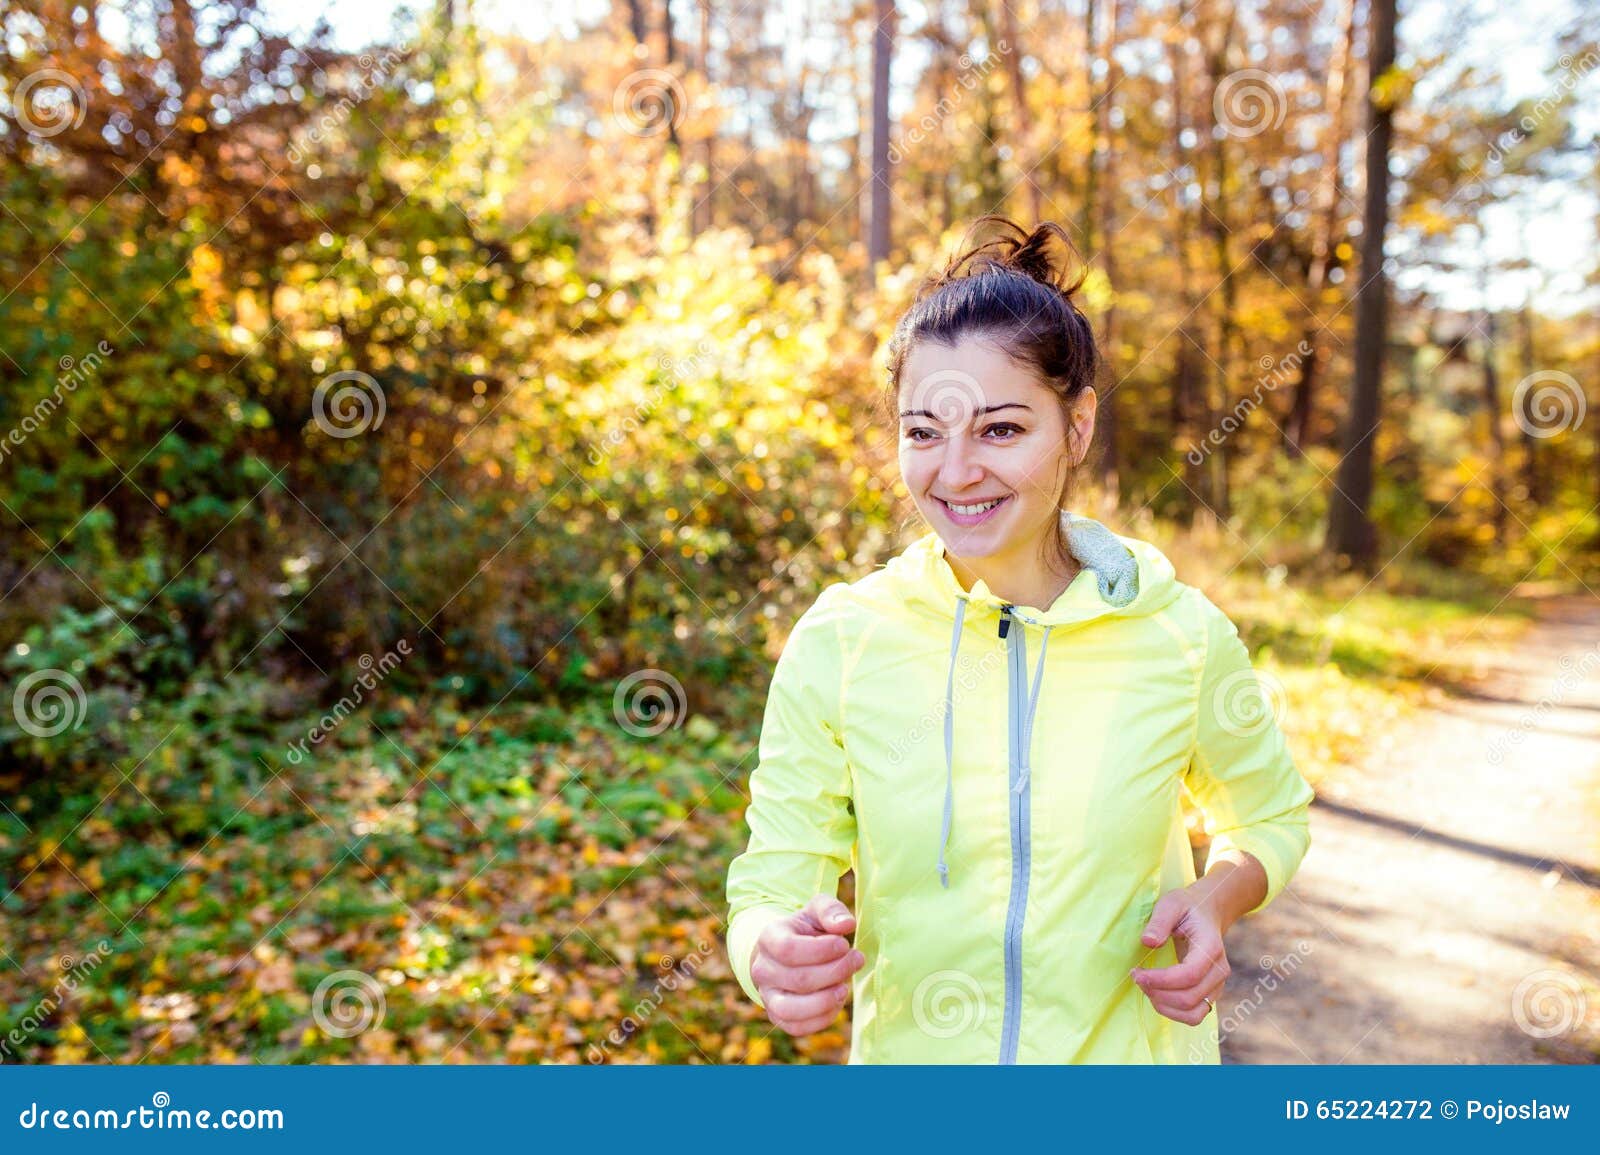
left=946, top=533, right=1081, bottom=611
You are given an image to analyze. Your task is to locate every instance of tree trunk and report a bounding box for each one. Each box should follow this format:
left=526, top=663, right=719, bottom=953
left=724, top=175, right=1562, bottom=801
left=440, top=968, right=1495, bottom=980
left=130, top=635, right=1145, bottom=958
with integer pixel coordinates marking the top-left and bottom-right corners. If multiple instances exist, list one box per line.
left=1095, top=0, right=1123, bottom=504
left=1286, top=0, right=1357, bottom=457
left=1327, top=0, right=1397, bottom=568
left=1480, top=304, right=1507, bottom=544
left=692, top=0, right=714, bottom=236
left=1000, top=0, right=1042, bottom=225
left=866, top=0, right=894, bottom=271
left=1518, top=301, right=1545, bottom=504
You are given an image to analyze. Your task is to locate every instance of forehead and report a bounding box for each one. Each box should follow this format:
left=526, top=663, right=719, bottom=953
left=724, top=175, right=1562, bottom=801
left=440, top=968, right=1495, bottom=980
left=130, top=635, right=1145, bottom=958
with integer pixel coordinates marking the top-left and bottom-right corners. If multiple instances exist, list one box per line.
left=898, top=337, right=1047, bottom=413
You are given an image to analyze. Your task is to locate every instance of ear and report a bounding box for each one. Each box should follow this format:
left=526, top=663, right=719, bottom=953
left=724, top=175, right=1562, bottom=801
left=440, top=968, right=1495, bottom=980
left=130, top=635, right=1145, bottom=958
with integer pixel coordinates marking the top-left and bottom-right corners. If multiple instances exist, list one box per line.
left=1068, top=387, right=1098, bottom=466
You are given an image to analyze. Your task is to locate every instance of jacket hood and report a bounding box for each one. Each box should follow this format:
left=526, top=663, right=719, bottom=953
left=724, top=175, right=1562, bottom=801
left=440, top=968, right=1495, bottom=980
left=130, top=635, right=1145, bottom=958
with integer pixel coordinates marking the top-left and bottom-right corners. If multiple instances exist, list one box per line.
left=862, top=511, right=1187, bottom=890
left=882, top=510, right=1185, bottom=629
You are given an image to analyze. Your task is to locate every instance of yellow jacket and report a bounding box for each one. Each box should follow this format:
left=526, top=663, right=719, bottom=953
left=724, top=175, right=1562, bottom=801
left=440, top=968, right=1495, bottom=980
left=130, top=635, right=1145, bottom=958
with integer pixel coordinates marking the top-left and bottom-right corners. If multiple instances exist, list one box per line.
left=725, top=512, right=1314, bottom=1062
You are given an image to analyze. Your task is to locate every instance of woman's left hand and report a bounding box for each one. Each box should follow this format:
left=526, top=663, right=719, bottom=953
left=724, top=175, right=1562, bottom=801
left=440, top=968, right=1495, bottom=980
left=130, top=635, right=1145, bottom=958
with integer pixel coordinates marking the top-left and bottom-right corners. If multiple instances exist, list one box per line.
left=1130, top=886, right=1230, bottom=1026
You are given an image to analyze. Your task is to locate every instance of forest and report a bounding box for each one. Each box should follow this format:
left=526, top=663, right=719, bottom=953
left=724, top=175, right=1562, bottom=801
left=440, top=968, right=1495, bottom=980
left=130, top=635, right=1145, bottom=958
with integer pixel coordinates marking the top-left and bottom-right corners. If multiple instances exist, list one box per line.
left=1, top=0, right=1596, bottom=1064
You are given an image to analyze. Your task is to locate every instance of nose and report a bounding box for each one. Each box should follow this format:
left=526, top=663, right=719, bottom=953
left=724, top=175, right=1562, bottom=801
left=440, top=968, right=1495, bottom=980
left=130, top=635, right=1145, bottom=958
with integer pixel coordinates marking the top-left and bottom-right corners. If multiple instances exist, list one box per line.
left=936, top=432, right=985, bottom=492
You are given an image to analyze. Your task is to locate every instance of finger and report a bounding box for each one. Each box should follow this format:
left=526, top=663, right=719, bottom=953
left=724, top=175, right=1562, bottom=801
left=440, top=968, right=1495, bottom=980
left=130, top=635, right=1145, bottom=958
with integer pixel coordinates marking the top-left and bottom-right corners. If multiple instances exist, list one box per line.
left=1144, top=975, right=1224, bottom=1017
left=1139, top=894, right=1185, bottom=949
left=1133, top=950, right=1214, bottom=990
left=797, top=894, right=856, bottom=936
left=754, top=949, right=865, bottom=995
left=766, top=983, right=849, bottom=1024
left=772, top=1005, right=846, bottom=1037
left=1147, top=994, right=1212, bottom=1027
left=1141, top=965, right=1228, bottom=1017
left=1133, top=928, right=1225, bottom=990
left=764, top=927, right=851, bottom=967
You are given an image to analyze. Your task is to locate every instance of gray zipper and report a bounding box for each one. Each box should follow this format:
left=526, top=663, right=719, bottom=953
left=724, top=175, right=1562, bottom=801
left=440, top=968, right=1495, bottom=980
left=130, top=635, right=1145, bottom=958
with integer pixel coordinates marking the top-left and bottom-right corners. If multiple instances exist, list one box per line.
left=999, top=604, right=1030, bottom=1064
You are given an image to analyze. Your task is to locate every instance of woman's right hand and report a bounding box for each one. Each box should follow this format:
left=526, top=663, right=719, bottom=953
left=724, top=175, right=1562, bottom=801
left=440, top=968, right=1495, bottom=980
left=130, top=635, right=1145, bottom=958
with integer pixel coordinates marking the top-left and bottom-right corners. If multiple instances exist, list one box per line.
left=750, top=894, right=867, bottom=1036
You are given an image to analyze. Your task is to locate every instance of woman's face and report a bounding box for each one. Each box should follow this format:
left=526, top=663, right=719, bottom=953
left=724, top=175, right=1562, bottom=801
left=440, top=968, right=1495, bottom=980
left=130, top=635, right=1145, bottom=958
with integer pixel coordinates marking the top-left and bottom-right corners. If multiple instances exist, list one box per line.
left=896, top=337, right=1095, bottom=566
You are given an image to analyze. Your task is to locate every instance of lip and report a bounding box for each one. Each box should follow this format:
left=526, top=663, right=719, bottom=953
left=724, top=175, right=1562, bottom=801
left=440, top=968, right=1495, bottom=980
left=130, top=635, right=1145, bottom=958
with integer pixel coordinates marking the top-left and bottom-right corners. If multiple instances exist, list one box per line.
left=936, top=494, right=1012, bottom=527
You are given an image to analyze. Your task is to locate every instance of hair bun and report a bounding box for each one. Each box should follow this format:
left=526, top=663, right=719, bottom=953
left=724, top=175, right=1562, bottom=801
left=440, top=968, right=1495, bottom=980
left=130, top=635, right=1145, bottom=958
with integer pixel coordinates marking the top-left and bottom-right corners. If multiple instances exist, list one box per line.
left=927, top=215, right=1088, bottom=302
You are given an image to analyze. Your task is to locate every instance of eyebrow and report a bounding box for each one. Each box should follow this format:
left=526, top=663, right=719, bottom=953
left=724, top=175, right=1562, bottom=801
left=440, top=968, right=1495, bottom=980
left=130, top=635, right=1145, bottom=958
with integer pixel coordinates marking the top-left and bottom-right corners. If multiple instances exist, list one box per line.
left=897, top=402, right=1034, bottom=419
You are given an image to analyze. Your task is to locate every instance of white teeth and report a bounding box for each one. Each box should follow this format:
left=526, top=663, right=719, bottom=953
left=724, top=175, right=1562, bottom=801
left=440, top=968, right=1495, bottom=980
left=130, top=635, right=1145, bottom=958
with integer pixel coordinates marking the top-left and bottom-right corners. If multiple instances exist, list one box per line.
left=947, top=498, right=1004, bottom=515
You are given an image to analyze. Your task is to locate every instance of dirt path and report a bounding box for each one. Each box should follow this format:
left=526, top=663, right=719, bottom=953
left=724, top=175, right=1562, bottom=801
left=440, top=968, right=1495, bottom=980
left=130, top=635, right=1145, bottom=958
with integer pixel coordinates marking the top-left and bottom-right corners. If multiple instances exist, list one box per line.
left=1220, top=596, right=1600, bottom=1064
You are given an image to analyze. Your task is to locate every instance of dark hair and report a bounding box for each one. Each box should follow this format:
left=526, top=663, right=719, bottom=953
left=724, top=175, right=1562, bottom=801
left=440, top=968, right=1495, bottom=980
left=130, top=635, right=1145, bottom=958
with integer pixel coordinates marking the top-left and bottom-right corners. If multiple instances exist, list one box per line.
left=884, top=216, right=1100, bottom=558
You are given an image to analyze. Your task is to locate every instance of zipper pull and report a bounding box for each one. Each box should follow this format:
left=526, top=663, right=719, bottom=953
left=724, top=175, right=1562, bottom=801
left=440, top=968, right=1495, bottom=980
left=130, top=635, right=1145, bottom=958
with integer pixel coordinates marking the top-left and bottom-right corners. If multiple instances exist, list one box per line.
left=1013, top=770, right=1030, bottom=795
left=997, top=604, right=1013, bottom=639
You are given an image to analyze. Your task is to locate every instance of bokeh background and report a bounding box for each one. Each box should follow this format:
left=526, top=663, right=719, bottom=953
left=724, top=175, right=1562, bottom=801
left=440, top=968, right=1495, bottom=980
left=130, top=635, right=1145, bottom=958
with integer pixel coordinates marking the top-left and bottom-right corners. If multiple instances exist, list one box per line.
left=1, top=0, right=1597, bottom=1064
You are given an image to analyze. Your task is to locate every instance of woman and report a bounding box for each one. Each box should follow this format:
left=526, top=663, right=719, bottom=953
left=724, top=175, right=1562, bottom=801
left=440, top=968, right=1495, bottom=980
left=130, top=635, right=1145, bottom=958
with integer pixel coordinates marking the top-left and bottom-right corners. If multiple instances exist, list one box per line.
left=724, top=216, right=1314, bottom=1064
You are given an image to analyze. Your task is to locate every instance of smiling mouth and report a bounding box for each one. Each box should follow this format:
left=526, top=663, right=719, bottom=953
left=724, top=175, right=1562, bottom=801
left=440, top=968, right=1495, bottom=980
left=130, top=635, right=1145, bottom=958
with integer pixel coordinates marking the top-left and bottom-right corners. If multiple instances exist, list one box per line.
left=937, top=495, right=1011, bottom=516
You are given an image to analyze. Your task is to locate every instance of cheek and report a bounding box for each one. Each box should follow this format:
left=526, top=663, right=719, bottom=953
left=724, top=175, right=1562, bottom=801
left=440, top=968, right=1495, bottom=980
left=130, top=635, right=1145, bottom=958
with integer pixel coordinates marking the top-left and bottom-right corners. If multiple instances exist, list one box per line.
left=1012, top=448, right=1068, bottom=497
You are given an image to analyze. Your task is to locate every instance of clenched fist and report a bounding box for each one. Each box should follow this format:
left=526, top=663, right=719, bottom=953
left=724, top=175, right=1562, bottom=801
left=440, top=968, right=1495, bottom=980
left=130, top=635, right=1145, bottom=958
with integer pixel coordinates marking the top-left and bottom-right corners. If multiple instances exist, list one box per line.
left=750, top=895, right=867, bottom=1036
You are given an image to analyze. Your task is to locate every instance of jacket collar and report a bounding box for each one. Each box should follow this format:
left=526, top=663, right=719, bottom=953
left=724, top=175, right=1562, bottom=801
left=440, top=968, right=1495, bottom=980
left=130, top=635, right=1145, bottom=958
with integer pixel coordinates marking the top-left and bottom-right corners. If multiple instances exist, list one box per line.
left=895, top=510, right=1170, bottom=629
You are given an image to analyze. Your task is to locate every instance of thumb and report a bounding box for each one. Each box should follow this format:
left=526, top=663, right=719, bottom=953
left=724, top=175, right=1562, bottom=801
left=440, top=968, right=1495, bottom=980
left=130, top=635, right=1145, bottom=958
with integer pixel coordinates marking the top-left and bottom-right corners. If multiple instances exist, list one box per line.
left=1140, top=893, right=1184, bottom=948
left=797, top=894, right=856, bottom=936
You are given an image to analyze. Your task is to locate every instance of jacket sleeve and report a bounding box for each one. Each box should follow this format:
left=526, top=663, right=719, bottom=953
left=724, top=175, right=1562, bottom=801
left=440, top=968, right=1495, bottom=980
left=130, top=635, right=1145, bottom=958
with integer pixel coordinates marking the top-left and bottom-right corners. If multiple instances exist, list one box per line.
left=724, top=584, right=857, bottom=1010
left=1182, top=593, right=1314, bottom=919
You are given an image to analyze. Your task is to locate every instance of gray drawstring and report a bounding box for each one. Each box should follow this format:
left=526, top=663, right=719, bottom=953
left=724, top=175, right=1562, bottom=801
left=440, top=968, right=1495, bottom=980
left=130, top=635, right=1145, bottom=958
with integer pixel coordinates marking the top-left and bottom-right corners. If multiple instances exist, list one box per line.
left=938, top=600, right=1054, bottom=889
left=937, top=596, right=967, bottom=889
left=1012, top=622, right=1053, bottom=798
